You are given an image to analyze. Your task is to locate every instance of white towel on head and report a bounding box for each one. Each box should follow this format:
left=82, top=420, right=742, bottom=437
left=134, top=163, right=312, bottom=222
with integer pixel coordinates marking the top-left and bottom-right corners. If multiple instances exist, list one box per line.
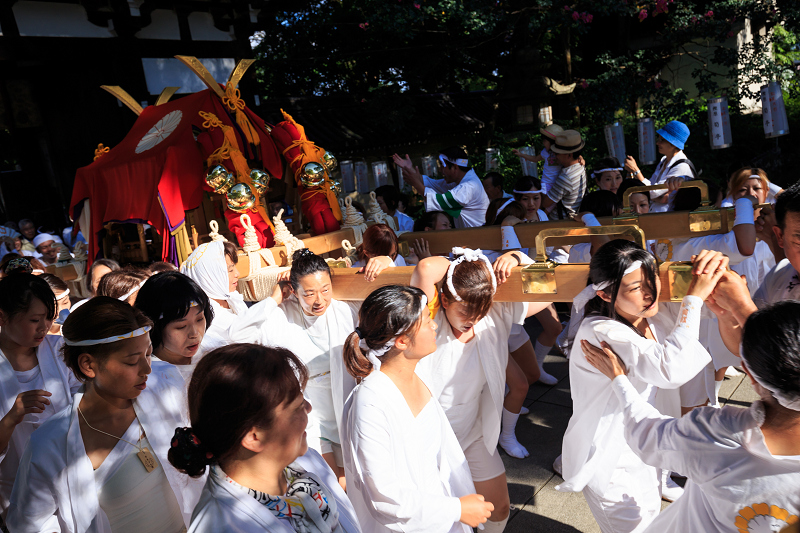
left=180, top=241, right=247, bottom=315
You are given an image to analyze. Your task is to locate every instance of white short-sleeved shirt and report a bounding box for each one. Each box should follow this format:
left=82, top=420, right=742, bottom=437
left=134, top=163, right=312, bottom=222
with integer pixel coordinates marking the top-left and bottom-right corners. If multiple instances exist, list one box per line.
left=754, top=258, right=800, bottom=307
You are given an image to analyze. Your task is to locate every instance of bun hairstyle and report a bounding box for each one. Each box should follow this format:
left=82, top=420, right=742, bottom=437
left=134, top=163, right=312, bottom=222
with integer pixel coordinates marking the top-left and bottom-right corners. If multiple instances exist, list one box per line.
left=96, top=268, right=150, bottom=301
left=289, top=249, right=331, bottom=292
left=86, top=258, right=120, bottom=295
left=440, top=253, right=494, bottom=321
left=584, top=240, right=659, bottom=334
left=134, top=271, right=214, bottom=349
left=344, top=285, right=427, bottom=380
left=356, top=224, right=399, bottom=261
left=61, top=297, right=154, bottom=381
left=579, top=190, right=622, bottom=218
left=0, top=272, right=57, bottom=321
left=485, top=197, right=526, bottom=226
left=168, top=344, right=308, bottom=477
left=742, top=301, right=800, bottom=408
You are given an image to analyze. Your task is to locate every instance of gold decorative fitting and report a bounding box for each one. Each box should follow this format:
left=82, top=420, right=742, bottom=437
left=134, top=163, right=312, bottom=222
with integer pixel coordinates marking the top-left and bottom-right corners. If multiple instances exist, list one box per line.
left=521, top=225, right=646, bottom=295
left=93, top=143, right=110, bottom=161
left=621, top=180, right=721, bottom=233
left=667, top=262, right=693, bottom=302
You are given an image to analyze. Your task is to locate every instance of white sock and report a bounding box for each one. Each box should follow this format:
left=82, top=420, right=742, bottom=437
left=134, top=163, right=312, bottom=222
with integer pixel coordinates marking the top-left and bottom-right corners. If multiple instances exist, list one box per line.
left=499, top=408, right=529, bottom=459
left=714, top=380, right=723, bottom=404
left=534, top=340, right=558, bottom=385
left=482, top=516, right=509, bottom=533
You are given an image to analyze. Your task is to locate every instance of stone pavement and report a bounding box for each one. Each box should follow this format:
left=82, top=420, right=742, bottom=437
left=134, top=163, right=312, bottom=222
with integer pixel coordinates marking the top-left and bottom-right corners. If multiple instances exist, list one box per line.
left=501, top=319, right=759, bottom=532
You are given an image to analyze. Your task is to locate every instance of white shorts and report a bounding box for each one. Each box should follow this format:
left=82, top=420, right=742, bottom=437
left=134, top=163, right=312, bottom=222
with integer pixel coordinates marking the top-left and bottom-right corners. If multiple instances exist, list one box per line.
left=582, top=448, right=660, bottom=533
left=462, top=436, right=506, bottom=482
left=508, top=324, right=530, bottom=352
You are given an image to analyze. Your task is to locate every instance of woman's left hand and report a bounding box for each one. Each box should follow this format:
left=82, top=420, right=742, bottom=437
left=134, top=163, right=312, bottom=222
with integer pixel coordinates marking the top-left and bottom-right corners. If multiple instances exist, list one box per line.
left=581, top=340, right=627, bottom=380
left=493, top=252, right=520, bottom=285
left=360, top=256, right=393, bottom=282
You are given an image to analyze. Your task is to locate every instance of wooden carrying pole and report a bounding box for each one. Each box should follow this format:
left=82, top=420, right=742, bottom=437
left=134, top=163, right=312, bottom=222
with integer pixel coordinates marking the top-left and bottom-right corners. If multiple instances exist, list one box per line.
left=237, top=227, right=356, bottom=275
left=398, top=181, right=762, bottom=254
left=330, top=262, right=691, bottom=303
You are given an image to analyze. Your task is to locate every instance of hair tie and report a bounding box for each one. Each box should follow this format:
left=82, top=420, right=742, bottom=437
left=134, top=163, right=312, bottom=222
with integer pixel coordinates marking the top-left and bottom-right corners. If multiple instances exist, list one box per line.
left=359, top=293, right=428, bottom=372
left=354, top=326, right=363, bottom=338
left=446, top=248, right=496, bottom=302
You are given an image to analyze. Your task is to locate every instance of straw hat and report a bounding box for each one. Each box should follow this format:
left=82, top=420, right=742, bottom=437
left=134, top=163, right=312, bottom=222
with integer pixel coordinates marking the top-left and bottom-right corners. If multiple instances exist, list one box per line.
left=550, top=130, right=585, bottom=154
left=540, top=124, right=564, bottom=141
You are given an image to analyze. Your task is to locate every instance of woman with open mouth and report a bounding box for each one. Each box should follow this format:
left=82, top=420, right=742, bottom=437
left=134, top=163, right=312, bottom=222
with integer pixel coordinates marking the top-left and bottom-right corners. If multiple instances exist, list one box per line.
left=556, top=240, right=731, bottom=533
left=135, top=271, right=216, bottom=386
left=8, top=297, right=205, bottom=533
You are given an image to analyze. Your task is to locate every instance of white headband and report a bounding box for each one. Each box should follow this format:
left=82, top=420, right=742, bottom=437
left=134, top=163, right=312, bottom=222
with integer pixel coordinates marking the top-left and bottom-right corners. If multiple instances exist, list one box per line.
left=749, top=174, right=762, bottom=180
left=439, top=154, right=469, bottom=168
left=118, top=279, right=147, bottom=302
left=592, top=167, right=624, bottom=178
left=158, top=300, right=199, bottom=320
left=58, top=289, right=70, bottom=299
left=742, top=346, right=800, bottom=411
left=64, top=325, right=152, bottom=347
left=496, top=198, right=515, bottom=215
left=446, top=247, right=496, bottom=302
left=359, top=294, right=428, bottom=370
left=513, top=189, right=543, bottom=195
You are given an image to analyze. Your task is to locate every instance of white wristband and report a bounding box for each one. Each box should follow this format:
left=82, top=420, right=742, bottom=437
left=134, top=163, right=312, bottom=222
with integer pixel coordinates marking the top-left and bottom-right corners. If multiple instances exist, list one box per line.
left=734, top=197, right=755, bottom=226
left=581, top=213, right=601, bottom=227
left=501, top=226, right=522, bottom=250
left=768, top=182, right=782, bottom=196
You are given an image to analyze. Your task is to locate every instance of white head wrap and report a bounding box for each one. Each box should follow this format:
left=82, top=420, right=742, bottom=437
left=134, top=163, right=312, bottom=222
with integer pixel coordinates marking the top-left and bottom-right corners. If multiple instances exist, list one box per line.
left=358, top=294, right=428, bottom=371
left=741, top=345, right=800, bottom=411
left=118, top=279, right=148, bottom=302
left=32, top=233, right=56, bottom=248
left=496, top=198, right=515, bottom=216
left=180, top=241, right=247, bottom=315
left=439, top=154, right=469, bottom=168
left=513, top=189, right=543, bottom=195
left=591, top=167, right=624, bottom=178
left=65, top=325, right=152, bottom=347
left=446, top=247, right=496, bottom=302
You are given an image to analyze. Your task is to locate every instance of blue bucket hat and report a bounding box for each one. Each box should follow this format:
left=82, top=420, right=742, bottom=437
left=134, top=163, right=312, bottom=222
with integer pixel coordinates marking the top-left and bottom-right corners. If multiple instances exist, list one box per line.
left=656, top=120, right=690, bottom=150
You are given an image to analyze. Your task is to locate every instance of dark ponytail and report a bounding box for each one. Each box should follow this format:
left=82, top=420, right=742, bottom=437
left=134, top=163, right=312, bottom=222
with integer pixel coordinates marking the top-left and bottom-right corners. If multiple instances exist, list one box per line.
left=344, top=285, right=427, bottom=380
left=168, top=343, right=308, bottom=478
left=289, top=248, right=331, bottom=291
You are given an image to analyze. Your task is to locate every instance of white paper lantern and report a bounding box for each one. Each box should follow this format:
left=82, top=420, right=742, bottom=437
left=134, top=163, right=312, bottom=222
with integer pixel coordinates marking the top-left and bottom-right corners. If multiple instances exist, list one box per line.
left=396, top=166, right=405, bottom=190
left=485, top=148, right=498, bottom=171
left=372, top=161, right=390, bottom=187
left=340, top=160, right=355, bottom=193
left=517, top=146, right=538, bottom=177
left=762, top=82, right=790, bottom=138
left=421, top=156, right=437, bottom=177
left=604, top=122, right=626, bottom=163
left=637, top=118, right=657, bottom=165
left=355, top=161, right=370, bottom=193
left=707, top=97, right=733, bottom=149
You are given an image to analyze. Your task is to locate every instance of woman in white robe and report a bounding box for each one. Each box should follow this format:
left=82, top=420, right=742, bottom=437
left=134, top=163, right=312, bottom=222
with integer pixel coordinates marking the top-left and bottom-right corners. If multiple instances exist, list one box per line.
left=556, top=240, right=729, bottom=533
left=581, top=297, right=800, bottom=533
left=341, top=284, right=493, bottom=533
left=134, top=271, right=216, bottom=385
left=228, top=248, right=358, bottom=487
left=412, top=250, right=552, bottom=533
left=0, top=272, right=81, bottom=518
left=180, top=240, right=257, bottom=348
left=167, top=343, right=361, bottom=533
left=7, top=297, right=205, bottom=533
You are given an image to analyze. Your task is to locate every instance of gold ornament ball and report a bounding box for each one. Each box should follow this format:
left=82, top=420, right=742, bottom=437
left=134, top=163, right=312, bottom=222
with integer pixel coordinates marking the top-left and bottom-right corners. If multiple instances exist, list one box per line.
left=249, top=169, right=271, bottom=195
left=206, top=165, right=234, bottom=194
left=226, top=183, right=256, bottom=213
left=322, top=151, right=338, bottom=171
left=331, top=178, right=343, bottom=195
left=301, top=162, right=326, bottom=189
